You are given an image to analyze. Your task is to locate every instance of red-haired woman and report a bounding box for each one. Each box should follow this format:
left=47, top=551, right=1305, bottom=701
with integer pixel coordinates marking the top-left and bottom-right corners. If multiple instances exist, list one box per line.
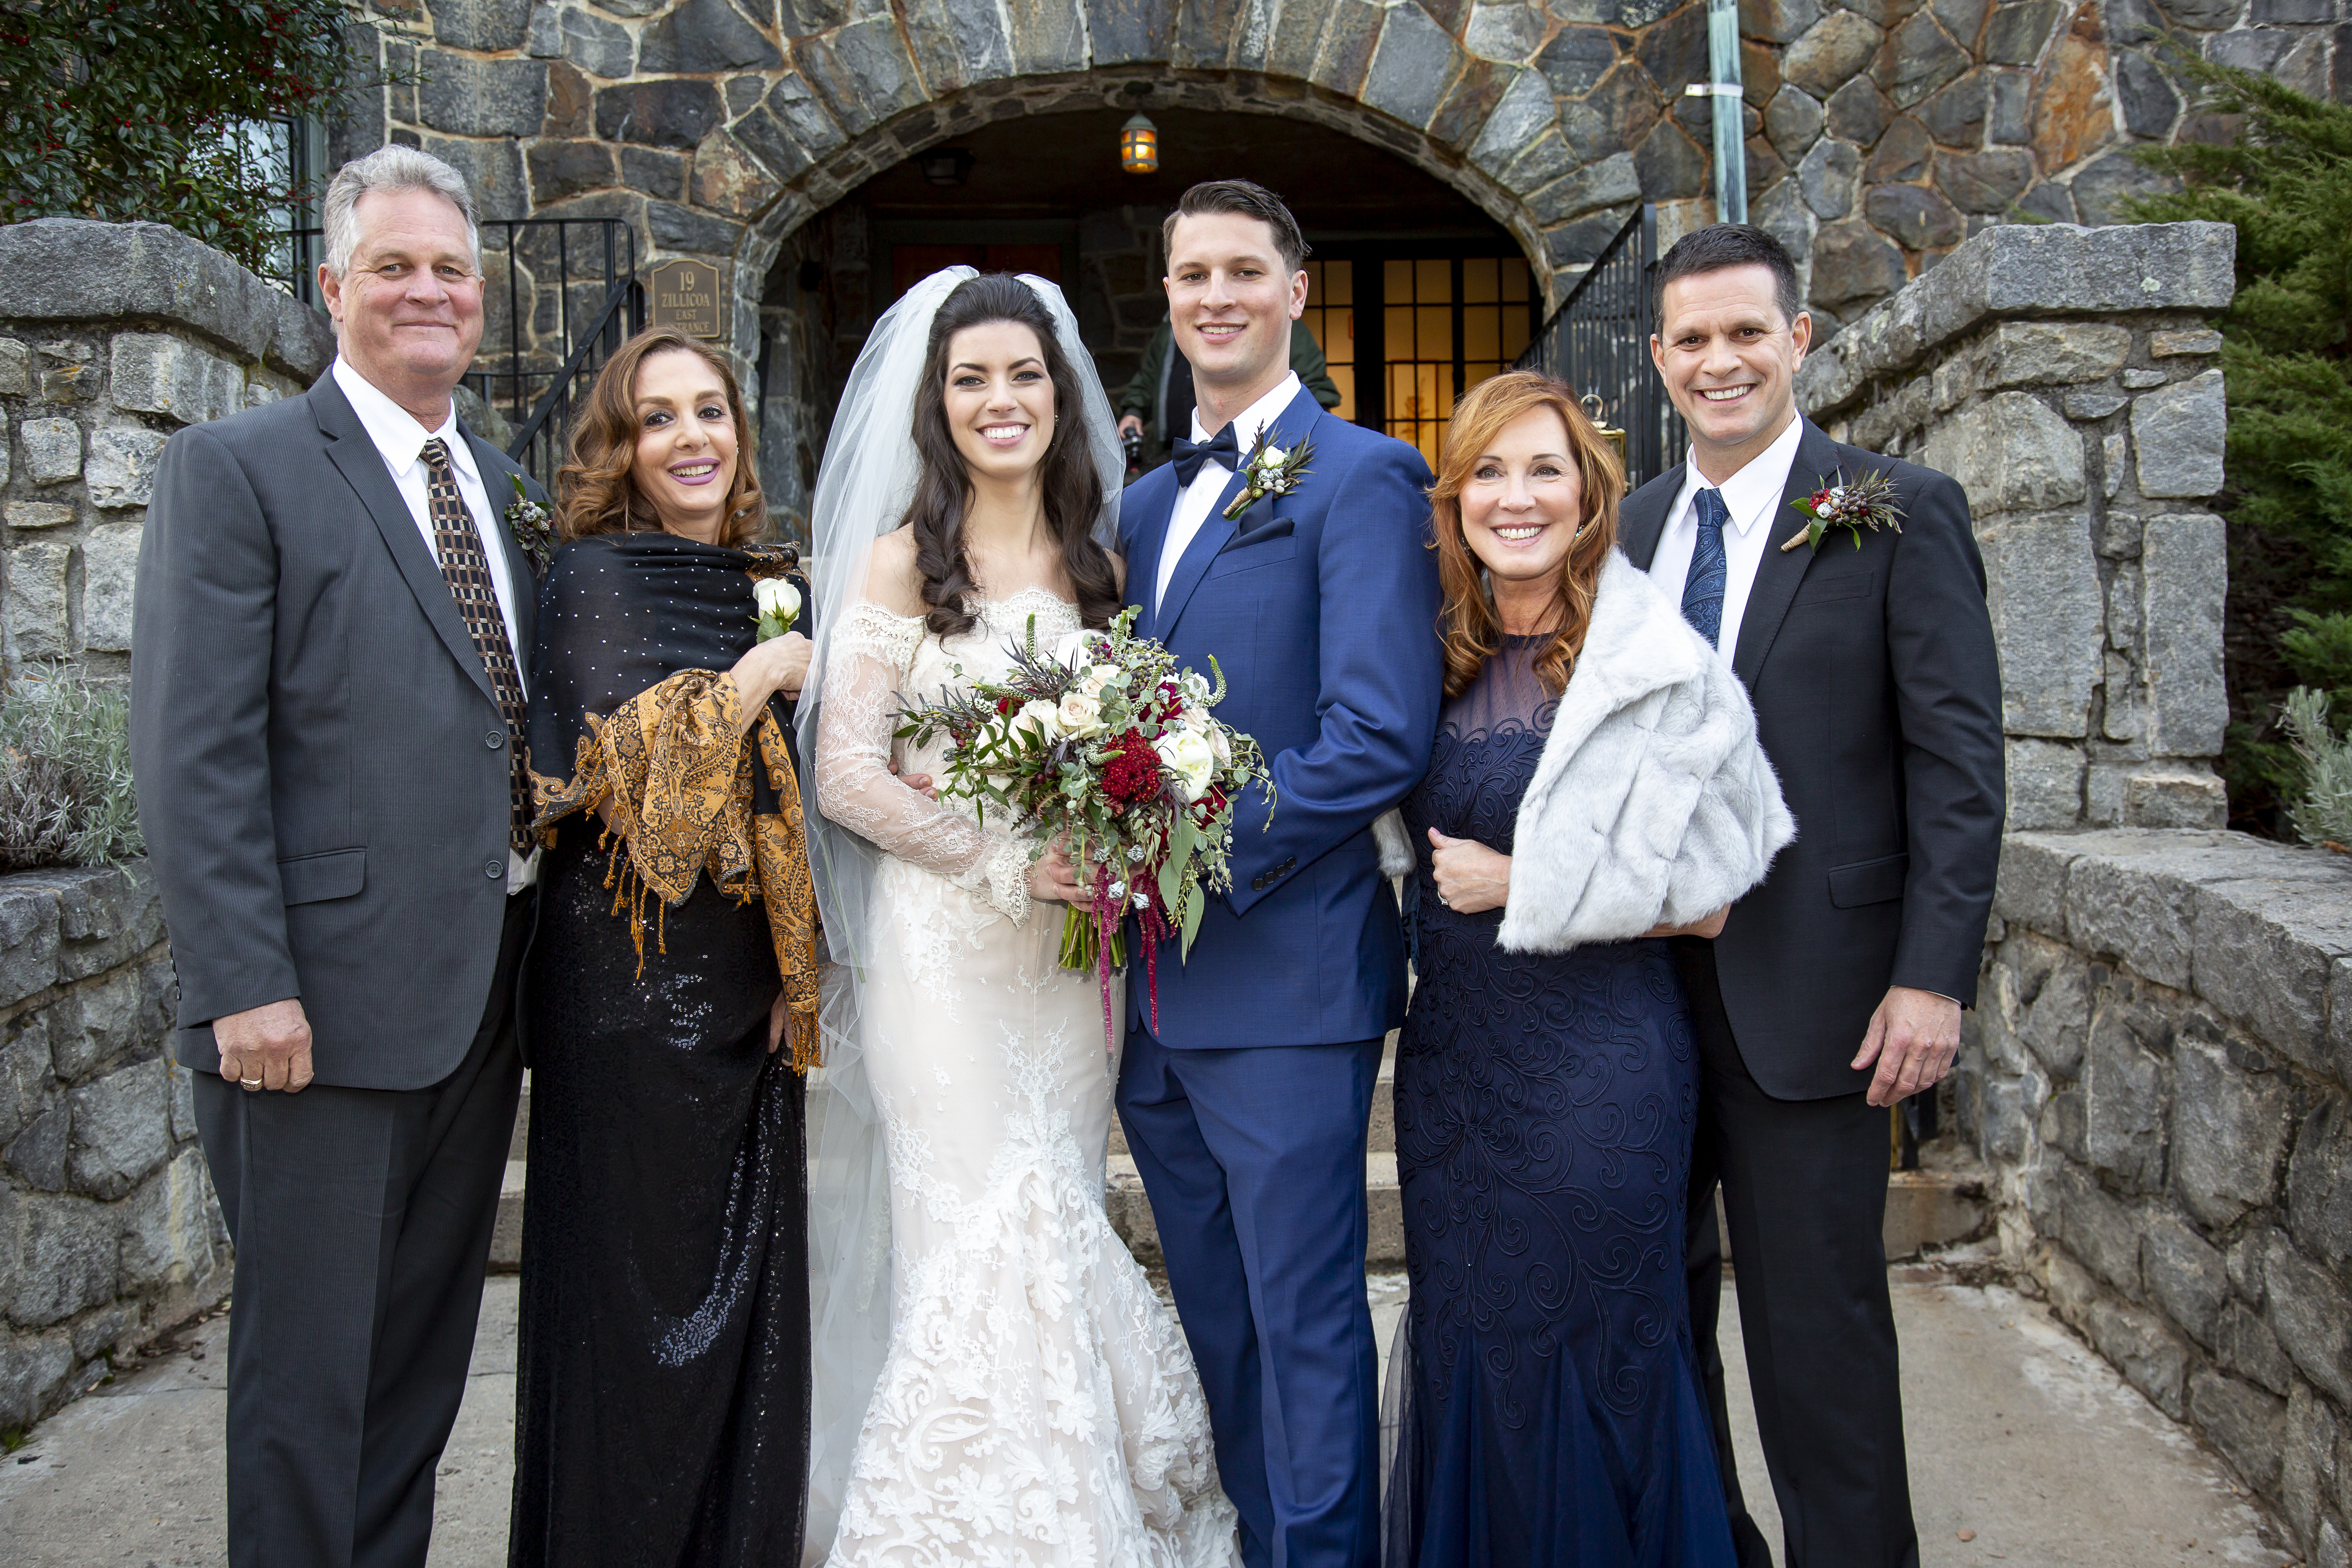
left=510, top=327, right=819, bottom=1565
left=1382, top=372, right=1792, bottom=1567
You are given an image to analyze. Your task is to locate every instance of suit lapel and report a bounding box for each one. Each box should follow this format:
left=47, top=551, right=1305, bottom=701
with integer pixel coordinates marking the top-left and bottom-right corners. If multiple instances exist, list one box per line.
left=1126, top=472, right=1178, bottom=642
left=313, top=375, right=497, bottom=706
left=1729, top=419, right=1842, bottom=687
left=1618, top=461, right=1685, bottom=570
left=1155, top=388, right=1321, bottom=640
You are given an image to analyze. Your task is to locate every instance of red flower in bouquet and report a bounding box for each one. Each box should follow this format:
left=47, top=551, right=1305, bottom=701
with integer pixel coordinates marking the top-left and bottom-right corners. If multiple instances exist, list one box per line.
left=1102, top=729, right=1163, bottom=806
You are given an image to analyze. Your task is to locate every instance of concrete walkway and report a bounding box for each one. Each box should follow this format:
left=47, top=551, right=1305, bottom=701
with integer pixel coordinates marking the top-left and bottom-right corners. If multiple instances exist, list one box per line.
left=0, top=1260, right=2300, bottom=1567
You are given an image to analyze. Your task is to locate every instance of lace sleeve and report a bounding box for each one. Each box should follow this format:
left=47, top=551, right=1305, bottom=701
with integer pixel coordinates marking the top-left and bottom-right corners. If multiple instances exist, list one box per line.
left=815, top=600, right=1032, bottom=922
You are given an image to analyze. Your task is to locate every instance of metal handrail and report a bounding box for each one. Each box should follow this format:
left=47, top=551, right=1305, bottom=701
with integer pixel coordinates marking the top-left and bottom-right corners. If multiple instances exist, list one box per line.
left=1517, top=205, right=1685, bottom=487
left=503, top=272, right=647, bottom=489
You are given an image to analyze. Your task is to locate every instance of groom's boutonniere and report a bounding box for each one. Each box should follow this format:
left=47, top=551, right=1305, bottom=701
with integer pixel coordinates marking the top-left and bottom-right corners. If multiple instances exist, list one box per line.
left=504, top=474, right=557, bottom=574
left=1780, top=467, right=1905, bottom=552
left=1222, top=427, right=1315, bottom=521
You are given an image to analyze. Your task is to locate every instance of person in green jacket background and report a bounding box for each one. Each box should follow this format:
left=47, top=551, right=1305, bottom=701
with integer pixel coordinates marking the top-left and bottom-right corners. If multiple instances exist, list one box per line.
left=1117, top=314, right=1343, bottom=463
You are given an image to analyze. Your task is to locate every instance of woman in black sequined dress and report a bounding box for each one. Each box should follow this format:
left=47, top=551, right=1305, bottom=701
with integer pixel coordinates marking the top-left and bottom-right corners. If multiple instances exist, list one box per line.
left=509, top=329, right=820, bottom=1567
left=1384, top=374, right=1784, bottom=1568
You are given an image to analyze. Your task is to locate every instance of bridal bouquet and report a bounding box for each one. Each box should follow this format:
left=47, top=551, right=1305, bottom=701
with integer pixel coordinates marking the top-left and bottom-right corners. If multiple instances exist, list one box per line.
left=894, top=608, right=1272, bottom=1043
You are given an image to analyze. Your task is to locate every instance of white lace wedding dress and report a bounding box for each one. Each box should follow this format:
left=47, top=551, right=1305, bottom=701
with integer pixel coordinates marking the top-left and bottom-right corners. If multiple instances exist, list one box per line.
left=812, top=586, right=1241, bottom=1568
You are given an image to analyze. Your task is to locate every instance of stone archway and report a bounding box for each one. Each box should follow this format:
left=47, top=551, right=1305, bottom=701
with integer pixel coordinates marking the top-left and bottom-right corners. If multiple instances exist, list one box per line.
left=714, top=56, right=1572, bottom=377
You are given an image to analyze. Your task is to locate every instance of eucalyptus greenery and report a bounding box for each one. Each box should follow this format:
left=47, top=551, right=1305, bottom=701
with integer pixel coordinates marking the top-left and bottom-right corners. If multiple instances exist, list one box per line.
left=0, top=666, right=141, bottom=871
left=2126, top=60, right=2352, bottom=834
left=0, top=0, right=390, bottom=275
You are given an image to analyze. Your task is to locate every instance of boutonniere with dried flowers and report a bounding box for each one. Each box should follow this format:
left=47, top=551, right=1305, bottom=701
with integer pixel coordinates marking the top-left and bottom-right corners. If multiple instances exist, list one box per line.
left=505, top=473, right=556, bottom=574
left=1222, top=427, right=1315, bottom=521
left=1781, top=468, right=1905, bottom=552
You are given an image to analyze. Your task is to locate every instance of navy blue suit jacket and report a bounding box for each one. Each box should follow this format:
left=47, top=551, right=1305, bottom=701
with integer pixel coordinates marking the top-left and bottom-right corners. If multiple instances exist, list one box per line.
left=1121, top=386, right=1443, bottom=1050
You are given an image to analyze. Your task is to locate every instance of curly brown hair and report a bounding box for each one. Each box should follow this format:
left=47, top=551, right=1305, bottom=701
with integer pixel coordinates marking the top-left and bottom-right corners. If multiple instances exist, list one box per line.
left=555, top=327, right=765, bottom=548
left=1429, top=370, right=1624, bottom=699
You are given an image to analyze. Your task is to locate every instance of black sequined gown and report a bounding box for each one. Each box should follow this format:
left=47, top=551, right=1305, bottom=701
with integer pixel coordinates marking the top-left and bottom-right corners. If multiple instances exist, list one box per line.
left=1385, top=636, right=1736, bottom=1568
left=509, top=534, right=811, bottom=1567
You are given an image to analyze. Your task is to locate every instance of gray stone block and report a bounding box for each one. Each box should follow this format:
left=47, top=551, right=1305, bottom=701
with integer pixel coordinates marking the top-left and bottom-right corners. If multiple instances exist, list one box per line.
left=79, top=521, right=140, bottom=654
left=1979, top=321, right=2131, bottom=388
left=2282, top=1378, right=2344, bottom=1553
left=2139, top=512, right=2229, bottom=759
left=556, top=5, right=634, bottom=78
left=416, top=51, right=546, bottom=139
left=19, top=417, right=82, bottom=485
left=1783, top=10, right=1884, bottom=97
left=117, top=1145, right=221, bottom=1293
left=66, top=1057, right=169, bottom=1201
left=1798, top=137, right=1860, bottom=219
left=1924, top=391, right=2085, bottom=515
left=0, top=1018, right=51, bottom=1147
left=1361, top=3, right=1462, bottom=131
left=0, top=1327, right=74, bottom=1431
left=2019, top=946, right=2092, bottom=1074
left=7, top=1190, right=116, bottom=1326
left=2143, top=1211, right=2229, bottom=1343
left=5, top=500, right=72, bottom=531
left=4, top=1102, right=67, bottom=1190
left=2264, top=1229, right=2352, bottom=1405
left=639, top=0, right=784, bottom=72
left=0, top=221, right=332, bottom=381
left=1464, top=1, right=1544, bottom=62
left=2124, top=772, right=2228, bottom=829
left=0, top=339, right=29, bottom=396
left=594, top=78, right=726, bottom=148
left=47, top=973, right=140, bottom=1084
left=2288, top=1098, right=2352, bottom=1270
left=84, top=425, right=166, bottom=510
left=1767, top=86, right=1826, bottom=162
left=110, top=333, right=244, bottom=428
left=6, top=539, right=72, bottom=664
left=2217, top=1301, right=2296, bottom=1398
left=0, top=883, right=60, bottom=1011
left=2190, top=1366, right=2288, bottom=1493
left=2132, top=370, right=2226, bottom=500
left=2082, top=1001, right=2167, bottom=1194
left=1994, top=833, right=2075, bottom=931
left=1530, top=153, right=1642, bottom=225
left=432, top=0, right=533, bottom=49
left=2087, top=1288, right=2190, bottom=1418
left=2192, top=875, right=2352, bottom=1071
left=1977, top=511, right=2101, bottom=737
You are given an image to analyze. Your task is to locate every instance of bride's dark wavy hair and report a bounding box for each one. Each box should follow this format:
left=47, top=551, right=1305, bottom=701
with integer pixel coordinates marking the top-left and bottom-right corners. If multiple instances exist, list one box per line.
left=903, top=273, right=1121, bottom=637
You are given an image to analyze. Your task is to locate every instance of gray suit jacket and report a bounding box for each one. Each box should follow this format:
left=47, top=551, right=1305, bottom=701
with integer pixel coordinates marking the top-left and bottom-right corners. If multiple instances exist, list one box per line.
left=1619, top=419, right=2005, bottom=1100
left=131, top=370, right=547, bottom=1091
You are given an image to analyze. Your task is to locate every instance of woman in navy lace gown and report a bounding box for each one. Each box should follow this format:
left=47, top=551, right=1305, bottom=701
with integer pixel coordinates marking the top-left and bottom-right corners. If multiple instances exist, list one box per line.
left=1384, top=373, right=1790, bottom=1568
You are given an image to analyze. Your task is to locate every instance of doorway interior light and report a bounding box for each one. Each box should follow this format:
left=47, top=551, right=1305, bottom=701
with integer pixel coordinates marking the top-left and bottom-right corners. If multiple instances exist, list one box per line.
left=1120, top=113, right=1158, bottom=175
left=921, top=148, right=975, bottom=186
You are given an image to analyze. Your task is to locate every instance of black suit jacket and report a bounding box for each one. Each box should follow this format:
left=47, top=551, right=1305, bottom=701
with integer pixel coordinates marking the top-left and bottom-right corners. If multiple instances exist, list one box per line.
left=1620, top=419, right=2004, bottom=1100
left=131, top=371, right=547, bottom=1091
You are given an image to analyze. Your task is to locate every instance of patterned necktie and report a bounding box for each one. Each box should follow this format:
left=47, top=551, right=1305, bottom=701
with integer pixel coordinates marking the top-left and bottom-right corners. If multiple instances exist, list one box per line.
left=420, top=439, right=531, bottom=855
left=1680, top=486, right=1730, bottom=649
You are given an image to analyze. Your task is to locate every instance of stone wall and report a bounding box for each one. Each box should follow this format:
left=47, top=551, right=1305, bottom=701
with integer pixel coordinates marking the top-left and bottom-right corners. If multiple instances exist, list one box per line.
left=0, top=220, right=336, bottom=683
left=1796, top=218, right=2236, bottom=828
left=333, top=0, right=2342, bottom=394
left=0, top=862, right=222, bottom=1437
left=1964, top=829, right=2352, bottom=1567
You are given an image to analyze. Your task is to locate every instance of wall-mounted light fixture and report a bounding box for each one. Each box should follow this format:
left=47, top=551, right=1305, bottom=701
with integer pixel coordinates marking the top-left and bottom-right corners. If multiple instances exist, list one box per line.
left=1120, top=113, right=1159, bottom=175
left=920, top=148, right=975, bottom=186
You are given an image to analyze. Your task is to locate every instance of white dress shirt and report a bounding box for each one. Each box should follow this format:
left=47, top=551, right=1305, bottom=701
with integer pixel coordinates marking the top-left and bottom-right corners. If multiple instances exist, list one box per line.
left=1155, top=371, right=1302, bottom=611
left=1643, top=412, right=1808, bottom=660
left=331, top=357, right=537, bottom=890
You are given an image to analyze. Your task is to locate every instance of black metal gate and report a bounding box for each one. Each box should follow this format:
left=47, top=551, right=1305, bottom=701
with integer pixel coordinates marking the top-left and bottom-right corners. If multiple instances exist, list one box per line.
left=1515, top=205, right=1686, bottom=489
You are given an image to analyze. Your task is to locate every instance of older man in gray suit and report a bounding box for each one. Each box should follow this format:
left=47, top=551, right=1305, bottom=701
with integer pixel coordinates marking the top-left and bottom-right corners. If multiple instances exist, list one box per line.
left=130, top=144, right=547, bottom=1568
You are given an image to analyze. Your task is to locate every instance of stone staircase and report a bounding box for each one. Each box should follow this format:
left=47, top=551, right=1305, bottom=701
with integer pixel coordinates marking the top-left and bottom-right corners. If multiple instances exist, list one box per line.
left=490, top=1032, right=1987, bottom=1274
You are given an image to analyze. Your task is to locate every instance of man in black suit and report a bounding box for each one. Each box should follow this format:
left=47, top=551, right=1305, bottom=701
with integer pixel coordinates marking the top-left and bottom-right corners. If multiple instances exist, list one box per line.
left=1615, top=225, right=2004, bottom=1568
left=130, top=144, right=547, bottom=1568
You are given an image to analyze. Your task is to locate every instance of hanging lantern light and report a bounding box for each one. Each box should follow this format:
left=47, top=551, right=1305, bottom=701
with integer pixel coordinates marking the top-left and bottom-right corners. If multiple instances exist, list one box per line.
left=1120, top=113, right=1159, bottom=175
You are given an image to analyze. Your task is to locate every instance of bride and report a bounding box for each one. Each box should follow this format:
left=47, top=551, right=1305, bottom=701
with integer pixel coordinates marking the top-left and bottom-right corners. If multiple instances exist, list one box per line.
left=796, top=268, right=1242, bottom=1566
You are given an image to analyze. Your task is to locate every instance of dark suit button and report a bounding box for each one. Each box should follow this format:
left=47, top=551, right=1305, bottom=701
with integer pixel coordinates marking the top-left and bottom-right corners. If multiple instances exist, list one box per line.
left=487, top=732, right=504, bottom=749
left=1250, top=874, right=1266, bottom=891
left=485, top=860, right=503, bottom=879
left=1282, top=857, right=1295, bottom=872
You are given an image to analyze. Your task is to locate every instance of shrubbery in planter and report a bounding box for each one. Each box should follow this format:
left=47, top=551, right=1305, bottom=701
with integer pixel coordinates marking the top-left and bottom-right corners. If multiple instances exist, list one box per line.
left=0, top=665, right=141, bottom=869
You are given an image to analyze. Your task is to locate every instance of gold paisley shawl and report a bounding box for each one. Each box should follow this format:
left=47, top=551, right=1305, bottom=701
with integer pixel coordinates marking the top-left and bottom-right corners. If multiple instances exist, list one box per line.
left=528, top=562, right=819, bottom=1072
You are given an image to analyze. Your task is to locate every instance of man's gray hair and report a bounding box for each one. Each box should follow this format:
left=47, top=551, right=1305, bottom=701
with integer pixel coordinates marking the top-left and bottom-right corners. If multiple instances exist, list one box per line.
left=321, top=144, right=480, bottom=278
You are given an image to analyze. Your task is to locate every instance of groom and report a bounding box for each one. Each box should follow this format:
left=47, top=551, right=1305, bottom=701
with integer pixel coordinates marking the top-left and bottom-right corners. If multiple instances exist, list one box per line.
left=1114, top=179, right=1444, bottom=1568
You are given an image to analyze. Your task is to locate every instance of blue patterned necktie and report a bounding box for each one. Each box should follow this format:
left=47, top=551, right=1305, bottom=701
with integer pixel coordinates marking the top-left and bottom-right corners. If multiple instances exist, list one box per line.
left=1680, top=487, right=1730, bottom=648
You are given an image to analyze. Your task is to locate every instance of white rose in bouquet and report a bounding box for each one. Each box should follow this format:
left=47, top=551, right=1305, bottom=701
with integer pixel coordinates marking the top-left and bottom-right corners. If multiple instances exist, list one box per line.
left=1155, top=726, right=1218, bottom=803
left=1180, top=670, right=1212, bottom=706
left=1057, top=689, right=1105, bottom=737
left=1016, top=698, right=1063, bottom=742
left=1207, top=721, right=1232, bottom=766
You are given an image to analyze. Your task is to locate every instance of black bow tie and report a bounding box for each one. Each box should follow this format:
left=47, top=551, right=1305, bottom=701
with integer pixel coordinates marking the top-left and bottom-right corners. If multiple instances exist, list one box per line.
left=1171, top=425, right=1240, bottom=487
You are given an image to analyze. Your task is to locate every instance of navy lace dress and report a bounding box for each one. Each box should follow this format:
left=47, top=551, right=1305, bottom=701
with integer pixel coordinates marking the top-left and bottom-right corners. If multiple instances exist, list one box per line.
left=1384, top=636, right=1737, bottom=1568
